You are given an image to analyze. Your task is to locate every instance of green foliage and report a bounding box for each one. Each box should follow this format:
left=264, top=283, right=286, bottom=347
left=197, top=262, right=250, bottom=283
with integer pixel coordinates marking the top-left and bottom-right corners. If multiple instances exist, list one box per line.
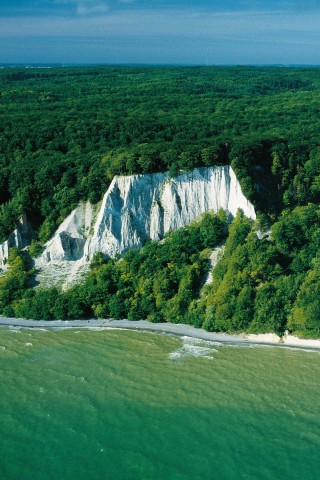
left=1, top=66, right=320, bottom=242
left=271, top=205, right=319, bottom=272
left=200, top=210, right=227, bottom=248
left=288, top=258, right=320, bottom=335
left=0, top=248, right=31, bottom=312
left=201, top=209, right=318, bottom=336
left=250, top=276, right=298, bottom=334
left=4, top=212, right=227, bottom=324
left=28, top=240, right=42, bottom=258
left=12, top=288, right=61, bottom=320
left=0, top=66, right=319, bottom=336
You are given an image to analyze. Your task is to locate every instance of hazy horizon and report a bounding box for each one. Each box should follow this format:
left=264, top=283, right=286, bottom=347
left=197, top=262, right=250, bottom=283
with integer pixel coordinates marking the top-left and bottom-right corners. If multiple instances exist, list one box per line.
left=1, top=1, right=320, bottom=65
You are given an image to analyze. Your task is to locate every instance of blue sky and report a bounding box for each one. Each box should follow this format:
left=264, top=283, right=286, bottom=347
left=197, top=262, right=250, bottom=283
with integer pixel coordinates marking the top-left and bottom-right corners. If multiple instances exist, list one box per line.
left=1, top=1, right=320, bottom=64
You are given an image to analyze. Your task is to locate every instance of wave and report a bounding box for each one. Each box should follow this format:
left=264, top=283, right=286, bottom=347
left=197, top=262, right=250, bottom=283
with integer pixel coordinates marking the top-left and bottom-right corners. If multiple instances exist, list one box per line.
left=168, top=336, right=221, bottom=360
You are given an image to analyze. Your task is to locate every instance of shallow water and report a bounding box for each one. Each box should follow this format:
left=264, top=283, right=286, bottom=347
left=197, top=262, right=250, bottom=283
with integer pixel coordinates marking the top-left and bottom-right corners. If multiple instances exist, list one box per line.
left=0, top=327, right=319, bottom=480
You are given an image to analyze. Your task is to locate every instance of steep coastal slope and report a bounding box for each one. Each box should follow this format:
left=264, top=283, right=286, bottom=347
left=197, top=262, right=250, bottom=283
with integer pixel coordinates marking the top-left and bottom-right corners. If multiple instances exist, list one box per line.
left=85, top=165, right=255, bottom=258
left=33, top=165, right=255, bottom=287
left=0, top=165, right=255, bottom=287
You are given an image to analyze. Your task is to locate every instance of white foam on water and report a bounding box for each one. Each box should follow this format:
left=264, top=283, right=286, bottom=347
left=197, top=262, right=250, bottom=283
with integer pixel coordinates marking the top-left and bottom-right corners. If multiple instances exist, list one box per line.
left=224, top=342, right=320, bottom=353
left=284, top=346, right=320, bottom=354
left=168, top=336, right=220, bottom=360
left=180, top=335, right=223, bottom=347
left=85, top=327, right=130, bottom=332
left=8, top=327, right=22, bottom=333
left=167, top=334, right=320, bottom=360
left=225, top=342, right=275, bottom=349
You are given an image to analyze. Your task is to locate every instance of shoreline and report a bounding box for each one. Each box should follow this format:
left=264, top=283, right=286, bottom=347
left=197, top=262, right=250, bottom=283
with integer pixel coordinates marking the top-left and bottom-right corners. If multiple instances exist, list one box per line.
left=1, top=317, right=320, bottom=350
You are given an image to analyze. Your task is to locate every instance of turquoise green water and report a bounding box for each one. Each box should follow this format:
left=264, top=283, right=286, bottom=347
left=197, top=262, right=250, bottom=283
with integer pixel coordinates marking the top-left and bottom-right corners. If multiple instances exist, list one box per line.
left=0, top=327, right=319, bottom=480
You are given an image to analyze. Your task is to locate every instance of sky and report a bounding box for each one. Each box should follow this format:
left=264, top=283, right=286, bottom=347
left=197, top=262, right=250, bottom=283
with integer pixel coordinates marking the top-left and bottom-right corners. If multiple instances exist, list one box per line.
left=1, top=1, right=320, bottom=65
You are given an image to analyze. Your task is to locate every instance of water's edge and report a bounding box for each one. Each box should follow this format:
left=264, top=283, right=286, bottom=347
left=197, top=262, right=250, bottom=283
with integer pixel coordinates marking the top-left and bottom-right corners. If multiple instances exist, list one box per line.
left=1, top=317, right=319, bottom=351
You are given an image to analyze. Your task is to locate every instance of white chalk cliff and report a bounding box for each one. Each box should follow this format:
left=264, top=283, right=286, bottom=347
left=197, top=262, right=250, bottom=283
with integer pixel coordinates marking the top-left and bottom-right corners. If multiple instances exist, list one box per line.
left=0, top=214, right=33, bottom=269
left=37, top=201, right=96, bottom=264
left=33, top=166, right=255, bottom=287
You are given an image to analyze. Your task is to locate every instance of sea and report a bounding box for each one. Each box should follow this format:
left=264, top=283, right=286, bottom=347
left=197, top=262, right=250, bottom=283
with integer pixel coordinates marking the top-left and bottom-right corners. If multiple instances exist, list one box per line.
left=0, top=327, right=319, bottom=480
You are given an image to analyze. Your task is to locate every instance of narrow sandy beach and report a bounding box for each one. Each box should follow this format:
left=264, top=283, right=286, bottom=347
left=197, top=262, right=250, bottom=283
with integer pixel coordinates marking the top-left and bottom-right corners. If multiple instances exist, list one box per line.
left=1, top=317, right=320, bottom=350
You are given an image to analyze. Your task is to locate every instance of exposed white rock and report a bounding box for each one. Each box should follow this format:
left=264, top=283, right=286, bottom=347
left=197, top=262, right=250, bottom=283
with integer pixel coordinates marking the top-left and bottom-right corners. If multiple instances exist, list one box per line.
left=34, top=166, right=255, bottom=288
left=0, top=214, right=33, bottom=269
left=204, top=245, right=225, bottom=286
left=256, top=229, right=271, bottom=241
left=84, top=165, right=255, bottom=260
left=37, top=201, right=96, bottom=264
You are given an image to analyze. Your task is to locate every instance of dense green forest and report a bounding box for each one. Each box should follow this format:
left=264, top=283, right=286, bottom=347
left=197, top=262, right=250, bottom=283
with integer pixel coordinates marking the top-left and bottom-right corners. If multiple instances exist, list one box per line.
left=0, top=66, right=319, bottom=336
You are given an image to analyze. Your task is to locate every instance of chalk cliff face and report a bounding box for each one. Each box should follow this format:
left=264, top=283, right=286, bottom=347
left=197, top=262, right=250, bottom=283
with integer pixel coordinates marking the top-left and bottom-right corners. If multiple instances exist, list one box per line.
left=34, top=166, right=255, bottom=285
left=0, top=214, right=33, bottom=269
left=83, top=165, right=255, bottom=259
left=38, top=201, right=95, bottom=264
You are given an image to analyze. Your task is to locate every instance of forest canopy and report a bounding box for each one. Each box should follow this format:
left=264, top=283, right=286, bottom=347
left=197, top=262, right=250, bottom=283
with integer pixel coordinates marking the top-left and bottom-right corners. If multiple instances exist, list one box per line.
left=0, top=66, right=319, bottom=336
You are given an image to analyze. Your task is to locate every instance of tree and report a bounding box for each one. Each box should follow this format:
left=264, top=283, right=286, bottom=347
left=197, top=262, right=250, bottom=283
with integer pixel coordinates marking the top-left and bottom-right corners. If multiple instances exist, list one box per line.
left=0, top=248, right=30, bottom=312
left=289, top=258, right=320, bottom=335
